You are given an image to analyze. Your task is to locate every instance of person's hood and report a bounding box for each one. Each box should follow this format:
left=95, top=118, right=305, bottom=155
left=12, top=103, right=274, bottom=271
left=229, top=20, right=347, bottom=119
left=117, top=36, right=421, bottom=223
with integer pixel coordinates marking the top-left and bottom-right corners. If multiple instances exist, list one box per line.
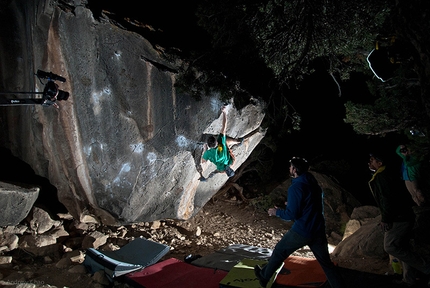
left=292, top=172, right=318, bottom=186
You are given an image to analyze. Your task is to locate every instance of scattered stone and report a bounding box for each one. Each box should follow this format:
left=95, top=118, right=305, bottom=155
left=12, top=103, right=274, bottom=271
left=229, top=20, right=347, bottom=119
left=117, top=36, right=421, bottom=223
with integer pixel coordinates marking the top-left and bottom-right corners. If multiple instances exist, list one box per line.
left=68, top=250, right=85, bottom=264
left=116, top=227, right=127, bottom=238
left=0, top=233, right=19, bottom=251
left=63, top=246, right=73, bottom=253
left=73, top=221, right=89, bottom=233
left=29, top=207, right=62, bottom=234
left=150, top=221, right=161, bottom=230
left=47, top=226, right=69, bottom=239
left=57, top=212, right=74, bottom=220
left=4, top=225, right=28, bottom=235
left=19, top=234, right=60, bottom=256
left=0, top=256, right=12, bottom=264
left=100, top=242, right=120, bottom=251
left=33, top=235, right=57, bottom=247
left=82, top=231, right=109, bottom=249
left=80, top=214, right=99, bottom=224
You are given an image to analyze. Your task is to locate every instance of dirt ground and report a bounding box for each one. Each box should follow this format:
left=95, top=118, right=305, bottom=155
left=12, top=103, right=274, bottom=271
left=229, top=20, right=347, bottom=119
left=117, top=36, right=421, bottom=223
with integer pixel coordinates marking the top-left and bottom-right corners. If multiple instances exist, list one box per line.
left=0, top=193, right=392, bottom=288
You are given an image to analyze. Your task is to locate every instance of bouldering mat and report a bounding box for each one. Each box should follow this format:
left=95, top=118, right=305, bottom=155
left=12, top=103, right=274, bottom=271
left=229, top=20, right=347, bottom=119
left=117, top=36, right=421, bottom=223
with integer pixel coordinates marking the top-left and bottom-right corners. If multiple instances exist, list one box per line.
left=84, top=248, right=143, bottom=279
left=274, top=256, right=326, bottom=287
left=125, top=257, right=228, bottom=288
left=83, top=237, right=170, bottom=279
left=219, top=258, right=279, bottom=288
left=191, top=244, right=273, bottom=271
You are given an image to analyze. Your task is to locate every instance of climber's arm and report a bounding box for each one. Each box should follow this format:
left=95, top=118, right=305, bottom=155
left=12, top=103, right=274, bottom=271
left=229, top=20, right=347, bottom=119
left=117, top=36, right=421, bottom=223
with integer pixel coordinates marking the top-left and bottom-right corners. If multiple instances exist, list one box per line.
left=221, top=106, right=227, bottom=135
left=201, top=143, right=208, bottom=163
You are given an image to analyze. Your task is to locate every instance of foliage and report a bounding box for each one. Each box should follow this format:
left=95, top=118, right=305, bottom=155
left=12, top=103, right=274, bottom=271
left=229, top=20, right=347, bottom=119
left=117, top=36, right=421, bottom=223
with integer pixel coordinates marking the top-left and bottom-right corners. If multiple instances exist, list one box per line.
left=345, top=65, right=426, bottom=135
left=247, top=0, right=390, bottom=83
left=176, top=0, right=393, bottom=130
left=174, top=0, right=430, bottom=154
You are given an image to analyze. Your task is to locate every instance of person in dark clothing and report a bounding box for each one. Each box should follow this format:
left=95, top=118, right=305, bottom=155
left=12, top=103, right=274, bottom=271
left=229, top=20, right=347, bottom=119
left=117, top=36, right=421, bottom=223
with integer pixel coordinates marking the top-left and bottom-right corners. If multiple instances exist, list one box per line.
left=367, top=152, right=430, bottom=286
left=254, top=157, right=346, bottom=288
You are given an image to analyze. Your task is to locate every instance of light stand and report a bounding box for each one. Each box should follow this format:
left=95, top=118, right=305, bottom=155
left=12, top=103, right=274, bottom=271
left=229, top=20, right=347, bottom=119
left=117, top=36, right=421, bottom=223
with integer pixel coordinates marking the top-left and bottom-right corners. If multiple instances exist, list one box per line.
left=0, top=70, right=70, bottom=108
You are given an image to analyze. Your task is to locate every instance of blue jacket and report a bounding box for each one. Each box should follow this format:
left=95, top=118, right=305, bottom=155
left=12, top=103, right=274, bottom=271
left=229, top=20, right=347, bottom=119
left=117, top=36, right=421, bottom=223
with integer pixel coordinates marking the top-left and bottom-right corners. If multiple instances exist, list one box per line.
left=276, top=172, right=325, bottom=238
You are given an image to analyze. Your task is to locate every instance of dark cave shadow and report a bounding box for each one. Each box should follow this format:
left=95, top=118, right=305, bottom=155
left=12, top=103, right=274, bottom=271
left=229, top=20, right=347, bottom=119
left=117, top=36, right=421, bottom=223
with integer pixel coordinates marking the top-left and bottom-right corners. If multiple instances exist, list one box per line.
left=0, top=147, right=68, bottom=217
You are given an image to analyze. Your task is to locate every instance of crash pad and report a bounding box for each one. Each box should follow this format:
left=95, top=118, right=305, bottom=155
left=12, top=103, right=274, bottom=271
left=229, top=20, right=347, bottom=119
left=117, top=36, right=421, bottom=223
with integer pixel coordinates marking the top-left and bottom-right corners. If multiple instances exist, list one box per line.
left=125, top=258, right=228, bottom=288
left=218, top=256, right=326, bottom=288
left=83, top=237, right=170, bottom=279
left=191, top=244, right=273, bottom=271
left=219, top=258, right=279, bottom=288
left=275, top=256, right=326, bottom=287
left=84, top=248, right=143, bottom=278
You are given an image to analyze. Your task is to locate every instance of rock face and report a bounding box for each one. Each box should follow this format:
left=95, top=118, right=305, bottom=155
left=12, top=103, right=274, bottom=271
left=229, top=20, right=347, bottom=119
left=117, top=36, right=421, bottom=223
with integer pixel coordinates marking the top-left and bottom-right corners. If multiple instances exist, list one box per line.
left=0, top=0, right=265, bottom=225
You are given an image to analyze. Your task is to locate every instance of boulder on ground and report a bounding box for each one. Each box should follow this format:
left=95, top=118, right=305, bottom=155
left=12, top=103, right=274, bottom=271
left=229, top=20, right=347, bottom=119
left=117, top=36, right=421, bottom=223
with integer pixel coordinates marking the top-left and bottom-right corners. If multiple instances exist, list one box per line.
left=0, top=181, right=39, bottom=226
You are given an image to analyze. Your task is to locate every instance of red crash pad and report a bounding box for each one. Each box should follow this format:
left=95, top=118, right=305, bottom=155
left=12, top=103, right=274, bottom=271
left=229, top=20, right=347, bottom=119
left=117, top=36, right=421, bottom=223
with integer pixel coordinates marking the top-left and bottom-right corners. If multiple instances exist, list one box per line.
left=125, top=258, right=228, bottom=288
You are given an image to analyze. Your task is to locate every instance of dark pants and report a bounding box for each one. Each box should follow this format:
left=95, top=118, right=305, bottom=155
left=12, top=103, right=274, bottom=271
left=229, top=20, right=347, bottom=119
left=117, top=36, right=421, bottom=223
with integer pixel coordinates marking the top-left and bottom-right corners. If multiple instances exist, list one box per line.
left=384, top=221, right=430, bottom=284
left=260, top=229, right=346, bottom=288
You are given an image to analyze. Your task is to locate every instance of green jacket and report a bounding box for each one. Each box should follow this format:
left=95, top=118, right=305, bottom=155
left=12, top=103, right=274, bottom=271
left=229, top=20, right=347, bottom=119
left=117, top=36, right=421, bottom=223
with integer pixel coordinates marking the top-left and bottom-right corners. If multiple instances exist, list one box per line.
left=396, top=146, right=421, bottom=181
left=368, top=166, right=415, bottom=223
left=202, top=134, right=233, bottom=171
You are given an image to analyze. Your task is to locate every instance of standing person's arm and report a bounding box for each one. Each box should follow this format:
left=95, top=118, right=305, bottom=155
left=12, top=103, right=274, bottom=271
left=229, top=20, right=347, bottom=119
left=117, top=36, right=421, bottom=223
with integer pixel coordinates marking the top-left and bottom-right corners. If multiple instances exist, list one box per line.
left=268, top=187, right=301, bottom=221
left=276, top=188, right=301, bottom=221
